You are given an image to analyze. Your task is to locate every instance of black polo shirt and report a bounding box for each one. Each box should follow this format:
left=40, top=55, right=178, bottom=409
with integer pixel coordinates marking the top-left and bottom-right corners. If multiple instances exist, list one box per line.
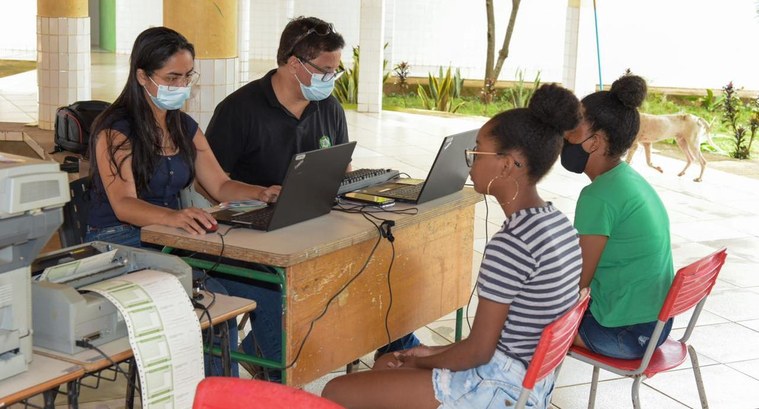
left=205, top=69, right=349, bottom=187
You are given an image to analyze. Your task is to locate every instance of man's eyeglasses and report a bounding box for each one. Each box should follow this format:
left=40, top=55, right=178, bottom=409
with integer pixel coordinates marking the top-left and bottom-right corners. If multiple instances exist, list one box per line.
left=297, top=57, right=344, bottom=82
left=286, top=23, right=335, bottom=58
left=464, top=147, right=523, bottom=168
left=152, top=71, right=200, bottom=91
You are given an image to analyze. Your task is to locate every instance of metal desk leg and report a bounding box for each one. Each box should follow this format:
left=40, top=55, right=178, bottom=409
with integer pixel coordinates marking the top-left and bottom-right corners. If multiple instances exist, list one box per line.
left=455, top=308, right=464, bottom=341
left=220, top=321, right=231, bottom=376
left=126, top=359, right=137, bottom=409
left=42, top=387, right=58, bottom=409
left=67, top=380, right=80, bottom=409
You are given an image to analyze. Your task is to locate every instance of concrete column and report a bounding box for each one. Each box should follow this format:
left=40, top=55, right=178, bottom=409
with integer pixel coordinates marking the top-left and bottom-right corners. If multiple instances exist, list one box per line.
left=164, top=0, right=238, bottom=131
left=37, top=0, right=91, bottom=130
left=562, top=0, right=599, bottom=98
left=238, top=0, right=251, bottom=86
left=357, top=0, right=385, bottom=113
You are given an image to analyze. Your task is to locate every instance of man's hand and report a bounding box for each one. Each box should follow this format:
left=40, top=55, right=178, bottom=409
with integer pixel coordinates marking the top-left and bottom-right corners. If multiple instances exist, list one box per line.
left=259, top=185, right=282, bottom=203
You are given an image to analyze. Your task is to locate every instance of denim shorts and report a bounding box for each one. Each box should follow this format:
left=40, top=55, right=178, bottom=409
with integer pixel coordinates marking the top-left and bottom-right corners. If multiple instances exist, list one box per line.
left=578, top=308, right=674, bottom=360
left=85, top=224, right=142, bottom=248
left=432, top=350, right=554, bottom=409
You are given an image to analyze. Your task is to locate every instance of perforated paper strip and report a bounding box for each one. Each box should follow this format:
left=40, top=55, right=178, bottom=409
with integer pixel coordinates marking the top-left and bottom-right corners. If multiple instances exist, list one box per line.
left=83, top=269, right=204, bottom=408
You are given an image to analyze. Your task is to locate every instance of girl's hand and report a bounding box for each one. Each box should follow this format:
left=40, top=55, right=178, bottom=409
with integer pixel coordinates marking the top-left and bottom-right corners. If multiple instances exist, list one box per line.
left=169, top=208, right=217, bottom=234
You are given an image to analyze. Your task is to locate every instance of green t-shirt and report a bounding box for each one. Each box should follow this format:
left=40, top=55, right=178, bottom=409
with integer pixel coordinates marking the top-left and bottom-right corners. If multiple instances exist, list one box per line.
left=574, top=162, right=674, bottom=327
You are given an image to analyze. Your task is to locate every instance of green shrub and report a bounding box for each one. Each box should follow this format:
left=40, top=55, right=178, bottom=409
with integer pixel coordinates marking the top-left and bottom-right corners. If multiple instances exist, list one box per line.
left=417, top=66, right=466, bottom=113
left=502, top=69, right=540, bottom=108
left=333, top=44, right=390, bottom=104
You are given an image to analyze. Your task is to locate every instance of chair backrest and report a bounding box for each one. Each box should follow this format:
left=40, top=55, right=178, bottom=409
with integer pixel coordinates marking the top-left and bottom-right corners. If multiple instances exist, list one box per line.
left=59, top=176, right=91, bottom=247
left=658, top=248, right=727, bottom=322
left=522, top=288, right=591, bottom=390
left=193, top=377, right=346, bottom=409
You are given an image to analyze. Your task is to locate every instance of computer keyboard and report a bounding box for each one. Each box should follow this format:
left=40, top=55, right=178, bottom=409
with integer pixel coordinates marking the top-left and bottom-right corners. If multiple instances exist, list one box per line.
left=338, top=168, right=400, bottom=195
left=384, top=184, right=423, bottom=200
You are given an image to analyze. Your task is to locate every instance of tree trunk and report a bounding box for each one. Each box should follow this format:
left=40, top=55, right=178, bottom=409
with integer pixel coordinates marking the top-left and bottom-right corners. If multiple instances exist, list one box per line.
left=492, top=0, right=521, bottom=82
left=483, top=0, right=522, bottom=99
left=485, top=0, right=495, bottom=83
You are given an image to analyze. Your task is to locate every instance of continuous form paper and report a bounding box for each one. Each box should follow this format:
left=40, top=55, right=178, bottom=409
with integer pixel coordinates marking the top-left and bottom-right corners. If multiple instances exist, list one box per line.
left=83, top=269, right=204, bottom=409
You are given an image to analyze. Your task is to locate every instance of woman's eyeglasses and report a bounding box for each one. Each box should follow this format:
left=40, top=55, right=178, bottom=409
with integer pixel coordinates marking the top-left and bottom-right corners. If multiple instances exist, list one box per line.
left=464, top=147, right=523, bottom=168
left=286, top=23, right=335, bottom=58
left=153, top=71, right=200, bottom=91
left=297, top=57, right=344, bottom=82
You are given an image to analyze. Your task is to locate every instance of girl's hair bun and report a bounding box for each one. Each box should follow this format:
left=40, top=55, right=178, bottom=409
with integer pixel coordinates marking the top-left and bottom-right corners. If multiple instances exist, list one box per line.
left=610, top=74, right=647, bottom=109
left=528, top=83, right=581, bottom=133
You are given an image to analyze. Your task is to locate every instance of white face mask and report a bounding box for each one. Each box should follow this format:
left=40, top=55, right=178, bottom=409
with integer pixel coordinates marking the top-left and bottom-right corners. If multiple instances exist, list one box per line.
left=145, top=76, right=191, bottom=110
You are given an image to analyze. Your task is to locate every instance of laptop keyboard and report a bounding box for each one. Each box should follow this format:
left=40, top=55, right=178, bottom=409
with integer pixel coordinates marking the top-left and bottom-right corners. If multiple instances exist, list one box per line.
left=387, top=184, right=423, bottom=200
left=229, top=206, right=275, bottom=229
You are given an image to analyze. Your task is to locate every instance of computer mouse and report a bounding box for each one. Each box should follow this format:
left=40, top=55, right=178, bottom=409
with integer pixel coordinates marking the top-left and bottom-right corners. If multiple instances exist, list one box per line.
left=194, top=218, right=218, bottom=233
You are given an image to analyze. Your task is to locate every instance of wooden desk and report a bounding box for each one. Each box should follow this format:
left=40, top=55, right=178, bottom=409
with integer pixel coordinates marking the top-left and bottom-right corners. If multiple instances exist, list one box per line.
left=0, top=353, right=84, bottom=408
left=142, top=189, right=481, bottom=386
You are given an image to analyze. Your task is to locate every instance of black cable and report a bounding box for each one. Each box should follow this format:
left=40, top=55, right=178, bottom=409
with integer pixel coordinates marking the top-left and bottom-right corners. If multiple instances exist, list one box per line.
left=383, top=233, right=396, bottom=348
left=193, top=226, right=236, bottom=375
left=75, top=340, right=136, bottom=391
left=284, top=210, right=388, bottom=369
left=466, top=194, right=489, bottom=331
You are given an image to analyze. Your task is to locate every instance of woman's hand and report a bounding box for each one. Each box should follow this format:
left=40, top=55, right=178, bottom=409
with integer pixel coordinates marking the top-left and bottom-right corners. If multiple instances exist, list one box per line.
left=259, top=185, right=282, bottom=203
left=168, top=208, right=217, bottom=235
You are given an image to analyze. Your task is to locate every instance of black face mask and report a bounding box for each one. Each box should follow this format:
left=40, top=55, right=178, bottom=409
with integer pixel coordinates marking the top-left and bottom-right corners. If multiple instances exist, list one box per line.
left=560, top=137, right=592, bottom=174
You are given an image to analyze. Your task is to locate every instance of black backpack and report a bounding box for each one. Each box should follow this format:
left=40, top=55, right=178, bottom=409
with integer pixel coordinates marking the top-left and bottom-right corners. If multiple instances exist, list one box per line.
left=53, top=100, right=110, bottom=156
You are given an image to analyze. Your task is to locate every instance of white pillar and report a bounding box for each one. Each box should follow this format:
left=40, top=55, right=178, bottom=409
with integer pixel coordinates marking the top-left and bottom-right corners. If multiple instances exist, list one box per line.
left=238, top=0, right=251, bottom=86
left=357, top=0, right=385, bottom=113
left=37, top=16, right=91, bottom=130
left=562, top=0, right=598, bottom=99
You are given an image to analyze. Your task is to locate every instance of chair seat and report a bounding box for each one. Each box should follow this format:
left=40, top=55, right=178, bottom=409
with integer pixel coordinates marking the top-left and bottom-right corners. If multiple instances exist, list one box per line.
left=570, top=338, right=688, bottom=378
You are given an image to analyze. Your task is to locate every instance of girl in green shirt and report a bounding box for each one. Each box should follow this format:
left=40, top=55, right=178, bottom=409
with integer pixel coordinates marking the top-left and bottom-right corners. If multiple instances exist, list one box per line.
left=560, top=74, right=674, bottom=359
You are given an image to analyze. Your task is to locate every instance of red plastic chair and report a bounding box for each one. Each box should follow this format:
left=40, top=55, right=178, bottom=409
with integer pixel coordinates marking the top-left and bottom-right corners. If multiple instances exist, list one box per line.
left=516, top=288, right=591, bottom=408
left=568, top=247, right=727, bottom=409
left=193, top=377, right=346, bottom=409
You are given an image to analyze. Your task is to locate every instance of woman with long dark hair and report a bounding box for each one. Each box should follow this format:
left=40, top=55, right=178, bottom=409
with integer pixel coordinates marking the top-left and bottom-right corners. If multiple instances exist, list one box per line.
left=85, top=26, right=280, bottom=377
left=86, top=26, right=279, bottom=246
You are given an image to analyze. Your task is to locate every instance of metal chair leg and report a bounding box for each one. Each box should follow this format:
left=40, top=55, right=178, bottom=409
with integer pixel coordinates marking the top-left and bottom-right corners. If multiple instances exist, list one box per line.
left=588, top=366, right=600, bottom=409
left=631, top=377, right=643, bottom=409
left=688, top=345, right=709, bottom=409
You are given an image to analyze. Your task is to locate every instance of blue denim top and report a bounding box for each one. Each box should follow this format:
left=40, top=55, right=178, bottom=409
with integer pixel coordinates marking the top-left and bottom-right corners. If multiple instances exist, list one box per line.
left=87, top=113, right=198, bottom=228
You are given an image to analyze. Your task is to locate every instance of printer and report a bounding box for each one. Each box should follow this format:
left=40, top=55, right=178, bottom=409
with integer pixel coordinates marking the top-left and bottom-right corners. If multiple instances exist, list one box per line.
left=0, top=152, right=69, bottom=381
left=31, top=241, right=193, bottom=355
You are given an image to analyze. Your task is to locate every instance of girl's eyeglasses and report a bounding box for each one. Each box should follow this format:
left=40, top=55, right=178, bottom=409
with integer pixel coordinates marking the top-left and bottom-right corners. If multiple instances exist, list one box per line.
left=464, top=147, right=523, bottom=168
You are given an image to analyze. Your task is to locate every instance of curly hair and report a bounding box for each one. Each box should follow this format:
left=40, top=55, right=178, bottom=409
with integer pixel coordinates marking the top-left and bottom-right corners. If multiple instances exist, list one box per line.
left=487, top=83, right=581, bottom=182
left=276, top=16, right=345, bottom=65
left=581, top=74, right=647, bottom=158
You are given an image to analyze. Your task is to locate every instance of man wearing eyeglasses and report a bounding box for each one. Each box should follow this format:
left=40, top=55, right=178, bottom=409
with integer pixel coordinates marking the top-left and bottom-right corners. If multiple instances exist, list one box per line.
left=205, top=16, right=349, bottom=187
left=205, top=16, right=420, bottom=380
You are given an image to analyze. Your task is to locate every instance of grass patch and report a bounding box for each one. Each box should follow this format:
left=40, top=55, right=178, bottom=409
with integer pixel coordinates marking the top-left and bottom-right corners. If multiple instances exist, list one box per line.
left=0, top=60, right=36, bottom=78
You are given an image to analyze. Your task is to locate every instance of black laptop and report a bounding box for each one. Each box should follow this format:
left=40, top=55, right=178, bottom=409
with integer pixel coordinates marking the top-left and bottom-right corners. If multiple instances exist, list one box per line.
left=356, top=129, right=477, bottom=204
left=213, top=142, right=356, bottom=231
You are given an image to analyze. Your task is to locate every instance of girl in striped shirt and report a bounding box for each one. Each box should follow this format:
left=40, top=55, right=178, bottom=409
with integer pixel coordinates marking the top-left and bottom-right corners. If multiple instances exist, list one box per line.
left=322, top=84, right=584, bottom=409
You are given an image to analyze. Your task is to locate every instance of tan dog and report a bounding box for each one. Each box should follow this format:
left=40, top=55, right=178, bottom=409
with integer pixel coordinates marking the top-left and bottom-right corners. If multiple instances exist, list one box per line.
left=625, top=113, right=719, bottom=182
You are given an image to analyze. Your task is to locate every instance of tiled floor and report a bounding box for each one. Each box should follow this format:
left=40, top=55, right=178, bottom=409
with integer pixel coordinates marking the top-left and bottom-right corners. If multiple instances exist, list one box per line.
left=2, top=52, right=759, bottom=408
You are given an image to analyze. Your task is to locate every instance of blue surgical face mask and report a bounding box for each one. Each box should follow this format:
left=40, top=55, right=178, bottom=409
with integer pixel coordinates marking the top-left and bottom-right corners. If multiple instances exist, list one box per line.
left=146, top=76, right=191, bottom=110
left=294, top=60, right=336, bottom=101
